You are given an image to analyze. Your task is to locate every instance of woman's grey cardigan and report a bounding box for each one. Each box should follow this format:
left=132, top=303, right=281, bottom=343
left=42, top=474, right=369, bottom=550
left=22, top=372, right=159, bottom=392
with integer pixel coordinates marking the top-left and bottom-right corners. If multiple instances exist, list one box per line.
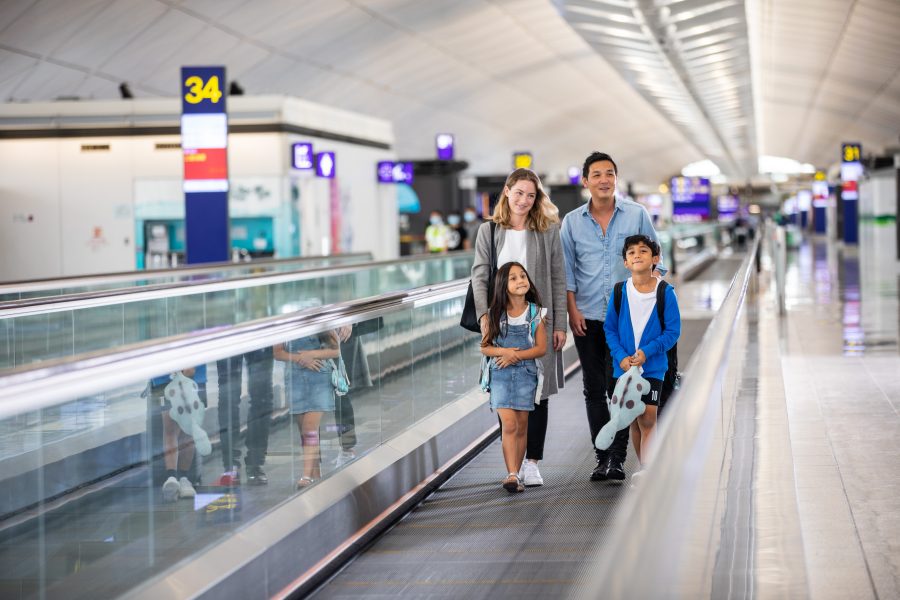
left=471, top=221, right=567, bottom=398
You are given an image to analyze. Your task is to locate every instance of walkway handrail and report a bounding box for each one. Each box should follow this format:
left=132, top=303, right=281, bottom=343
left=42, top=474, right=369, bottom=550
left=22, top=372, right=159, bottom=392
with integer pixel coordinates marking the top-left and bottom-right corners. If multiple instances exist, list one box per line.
left=573, top=234, right=761, bottom=598
left=0, top=278, right=470, bottom=421
left=0, top=252, right=372, bottom=294
left=0, top=251, right=472, bottom=317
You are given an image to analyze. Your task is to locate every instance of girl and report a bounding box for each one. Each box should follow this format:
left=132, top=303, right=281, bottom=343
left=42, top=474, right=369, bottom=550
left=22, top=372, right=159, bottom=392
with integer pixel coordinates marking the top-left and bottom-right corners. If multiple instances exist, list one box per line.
left=481, top=262, right=548, bottom=493
left=472, top=168, right=566, bottom=487
left=274, top=330, right=340, bottom=489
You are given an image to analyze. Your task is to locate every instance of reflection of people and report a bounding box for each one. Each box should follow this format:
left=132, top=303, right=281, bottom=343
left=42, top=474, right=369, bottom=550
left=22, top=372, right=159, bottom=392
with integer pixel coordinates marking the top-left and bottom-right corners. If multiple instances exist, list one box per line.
left=560, top=152, right=665, bottom=483
left=446, top=213, right=468, bottom=251
left=333, top=318, right=381, bottom=466
left=472, top=169, right=567, bottom=488
left=275, top=331, right=340, bottom=488
left=603, top=235, right=680, bottom=481
left=481, top=262, right=547, bottom=493
left=462, top=208, right=481, bottom=249
left=151, top=365, right=207, bottom=502
left=216, top=348, right=273, bottom=486
left=425, top=211, right=450, bottom=253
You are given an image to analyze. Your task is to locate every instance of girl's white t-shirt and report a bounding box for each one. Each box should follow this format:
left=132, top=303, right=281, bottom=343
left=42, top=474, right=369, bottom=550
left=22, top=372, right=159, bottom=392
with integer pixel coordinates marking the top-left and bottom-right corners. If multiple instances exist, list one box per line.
left=497, top=229, right=528, bottom=272
left=507, top=306, right=547, bottom=326
left=626, top=277, right=660, bottom=347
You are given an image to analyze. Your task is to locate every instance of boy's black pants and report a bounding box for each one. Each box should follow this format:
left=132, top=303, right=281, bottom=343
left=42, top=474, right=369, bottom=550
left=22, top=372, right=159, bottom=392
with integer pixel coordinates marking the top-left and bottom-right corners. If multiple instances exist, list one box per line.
left=573, top=319, right=629, bottom=463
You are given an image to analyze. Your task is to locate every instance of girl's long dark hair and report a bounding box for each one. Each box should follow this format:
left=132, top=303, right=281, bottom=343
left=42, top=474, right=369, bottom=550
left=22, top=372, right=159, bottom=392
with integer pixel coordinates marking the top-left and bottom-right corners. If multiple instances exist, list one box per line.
left=483, top=261, right=542, bottom=346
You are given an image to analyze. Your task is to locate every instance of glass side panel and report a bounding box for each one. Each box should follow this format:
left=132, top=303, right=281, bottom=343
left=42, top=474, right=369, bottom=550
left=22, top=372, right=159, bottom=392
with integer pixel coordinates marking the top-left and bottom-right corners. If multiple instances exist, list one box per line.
left=0, top=255, right=474, bottom=369
left=0, top=254, right=371, bottom=303
left=0, top=295, right=481, bottom=599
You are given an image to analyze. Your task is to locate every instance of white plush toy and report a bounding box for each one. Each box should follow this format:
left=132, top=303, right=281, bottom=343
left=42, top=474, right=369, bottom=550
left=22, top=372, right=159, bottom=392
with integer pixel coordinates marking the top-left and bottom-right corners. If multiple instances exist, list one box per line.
left=164, top=372, right=212, bottom=456
left=594, top=366, right=649, bottom=451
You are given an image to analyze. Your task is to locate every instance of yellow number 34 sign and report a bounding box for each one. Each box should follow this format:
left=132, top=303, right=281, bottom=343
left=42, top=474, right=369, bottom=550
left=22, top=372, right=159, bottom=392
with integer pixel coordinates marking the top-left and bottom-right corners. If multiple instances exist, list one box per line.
left=184, top=75, right=223, bottom=104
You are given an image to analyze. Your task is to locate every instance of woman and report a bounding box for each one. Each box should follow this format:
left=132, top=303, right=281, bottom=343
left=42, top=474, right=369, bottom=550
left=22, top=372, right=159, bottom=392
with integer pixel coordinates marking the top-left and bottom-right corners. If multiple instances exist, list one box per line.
left=472, top=168, right=567, bottom=487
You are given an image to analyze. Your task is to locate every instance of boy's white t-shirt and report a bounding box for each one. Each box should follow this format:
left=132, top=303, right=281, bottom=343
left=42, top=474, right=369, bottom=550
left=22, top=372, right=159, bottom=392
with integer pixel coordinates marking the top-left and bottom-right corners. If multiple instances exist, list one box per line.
left=626, top=277, right=660, bottom=348
left=497, top=229, right=528, bottom=272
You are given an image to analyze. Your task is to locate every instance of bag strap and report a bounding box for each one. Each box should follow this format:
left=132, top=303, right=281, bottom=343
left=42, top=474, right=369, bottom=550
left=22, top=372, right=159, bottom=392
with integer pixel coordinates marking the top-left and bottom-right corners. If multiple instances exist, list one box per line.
left=528, top=302, right=539, bottom=341
left=613, top=281, right=624, bottom=314
left=656, top=280, right=669, bottom=331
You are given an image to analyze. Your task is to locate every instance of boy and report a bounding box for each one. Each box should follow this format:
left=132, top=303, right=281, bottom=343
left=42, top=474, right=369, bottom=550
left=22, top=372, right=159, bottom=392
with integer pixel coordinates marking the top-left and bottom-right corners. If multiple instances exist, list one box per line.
left=603, top=235, right=681, bottom=479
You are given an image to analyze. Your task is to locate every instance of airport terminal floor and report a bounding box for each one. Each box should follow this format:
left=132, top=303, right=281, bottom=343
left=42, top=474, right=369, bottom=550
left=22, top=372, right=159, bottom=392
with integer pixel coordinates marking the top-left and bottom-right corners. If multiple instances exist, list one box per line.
left=0, top=223, right=898, bottom=600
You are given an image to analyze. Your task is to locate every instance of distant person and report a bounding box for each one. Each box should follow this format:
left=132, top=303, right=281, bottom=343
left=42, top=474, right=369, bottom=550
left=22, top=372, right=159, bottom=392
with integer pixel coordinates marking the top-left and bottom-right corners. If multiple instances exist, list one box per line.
left=472, top=168, right=567, bottom=488
left=425, top=211, right=450, bottom=253
left=560, top=151, right=665, bottom=483
left=275, top=330, right=340, bottom=488
left=603, top=235, right=680, bottom=481
left=481, top=262, right=547, bottom=493
left=446, top=212, right=468, bottom=251
left=462, top=207, right=481, bottom=249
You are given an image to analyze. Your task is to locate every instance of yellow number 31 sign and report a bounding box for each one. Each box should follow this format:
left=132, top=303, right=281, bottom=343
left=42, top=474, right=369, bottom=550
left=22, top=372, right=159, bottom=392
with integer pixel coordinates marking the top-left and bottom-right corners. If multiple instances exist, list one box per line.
left=184, top=75, right=223, bottom=104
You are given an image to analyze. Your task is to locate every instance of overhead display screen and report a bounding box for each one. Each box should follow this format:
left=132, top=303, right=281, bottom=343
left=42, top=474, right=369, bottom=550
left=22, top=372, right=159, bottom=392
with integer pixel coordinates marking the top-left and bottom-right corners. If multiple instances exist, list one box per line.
left=670, top=177, right=710, bottom=222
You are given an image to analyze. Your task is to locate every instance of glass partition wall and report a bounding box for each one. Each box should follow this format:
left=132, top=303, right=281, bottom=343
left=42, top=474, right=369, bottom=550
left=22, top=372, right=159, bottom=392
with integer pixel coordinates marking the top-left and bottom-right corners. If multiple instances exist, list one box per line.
left=0, top=253, right=473, bottom=369
left=0, top=282, right=479, bottom=599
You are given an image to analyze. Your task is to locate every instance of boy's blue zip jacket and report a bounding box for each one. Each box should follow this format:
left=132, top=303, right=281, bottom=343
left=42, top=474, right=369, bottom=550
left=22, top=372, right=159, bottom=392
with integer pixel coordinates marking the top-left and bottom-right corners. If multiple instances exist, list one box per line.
left=604, top=280, right=681, bottom=380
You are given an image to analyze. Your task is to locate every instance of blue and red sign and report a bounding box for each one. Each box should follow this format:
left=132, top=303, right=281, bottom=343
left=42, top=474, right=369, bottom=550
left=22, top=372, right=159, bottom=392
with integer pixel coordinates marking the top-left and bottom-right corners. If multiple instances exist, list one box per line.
left=181, top=66, right=229, bottom=263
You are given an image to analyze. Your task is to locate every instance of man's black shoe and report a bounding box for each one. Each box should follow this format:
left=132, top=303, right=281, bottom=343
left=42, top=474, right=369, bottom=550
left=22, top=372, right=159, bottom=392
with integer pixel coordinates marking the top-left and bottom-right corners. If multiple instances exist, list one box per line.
left=590, top=459, right=608, bottom=481
left=246, top=465, right=268, bottom=485
left=605, top=456, right=626, bottom=481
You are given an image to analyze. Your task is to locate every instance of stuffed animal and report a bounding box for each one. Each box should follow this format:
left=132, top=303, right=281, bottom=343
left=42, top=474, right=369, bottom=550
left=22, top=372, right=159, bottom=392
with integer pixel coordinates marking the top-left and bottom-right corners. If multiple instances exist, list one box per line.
left=594, top=366, right=649, bottom=451
left=164, top=372, right=212, bottom=456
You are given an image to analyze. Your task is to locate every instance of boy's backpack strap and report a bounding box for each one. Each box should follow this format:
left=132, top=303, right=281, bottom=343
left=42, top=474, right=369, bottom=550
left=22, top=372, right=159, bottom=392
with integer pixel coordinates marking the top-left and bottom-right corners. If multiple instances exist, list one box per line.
left=613, top=281, right=625, bottom=314
left=656, top=280, right=669, bottom=330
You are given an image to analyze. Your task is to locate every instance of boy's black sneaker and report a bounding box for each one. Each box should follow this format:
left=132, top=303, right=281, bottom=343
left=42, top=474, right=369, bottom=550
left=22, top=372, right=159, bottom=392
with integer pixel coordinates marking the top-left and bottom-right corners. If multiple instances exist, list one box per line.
left=590, top=459, right=608, bottom=481
left=605, top=456, right=626, bottom=481
left=246, top=465, right=268, bottom=485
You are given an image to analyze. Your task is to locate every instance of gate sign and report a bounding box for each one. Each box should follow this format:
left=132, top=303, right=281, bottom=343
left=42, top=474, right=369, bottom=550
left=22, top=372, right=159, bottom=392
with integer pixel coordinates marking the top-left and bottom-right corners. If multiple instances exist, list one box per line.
left=181, top=66, right=229, bottom=264
left=376, top=161, right=414, bottom=184
left=316, top=152, right=336, bottom=178
left=292, top=142, right=314, bottom=170
left=436, top=133, right=455, bottom=160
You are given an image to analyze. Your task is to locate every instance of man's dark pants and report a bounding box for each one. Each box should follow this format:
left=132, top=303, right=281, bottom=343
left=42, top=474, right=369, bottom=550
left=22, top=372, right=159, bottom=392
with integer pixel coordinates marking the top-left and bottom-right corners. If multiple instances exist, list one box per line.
left=573, top=319, right=628, bottom=463
left=216, top=347, right=274, bottom=470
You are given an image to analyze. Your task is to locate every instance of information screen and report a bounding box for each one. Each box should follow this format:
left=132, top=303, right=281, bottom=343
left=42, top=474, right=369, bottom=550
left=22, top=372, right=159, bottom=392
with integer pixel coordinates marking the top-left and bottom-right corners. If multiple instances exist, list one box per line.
left=671, top=177, right=711, bottom=222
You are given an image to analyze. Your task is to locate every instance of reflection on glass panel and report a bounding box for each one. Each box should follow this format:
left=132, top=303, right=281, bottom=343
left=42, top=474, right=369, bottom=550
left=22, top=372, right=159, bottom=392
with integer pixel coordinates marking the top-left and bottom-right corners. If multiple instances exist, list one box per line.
left=0, top=289, right=480, bottom=598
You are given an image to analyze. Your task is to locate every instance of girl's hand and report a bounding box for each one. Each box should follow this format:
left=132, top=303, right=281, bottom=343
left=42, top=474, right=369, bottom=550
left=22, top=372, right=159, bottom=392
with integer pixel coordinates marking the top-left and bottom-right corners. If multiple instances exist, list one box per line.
left=295, top=352, right=323, bottom=371
left=631, top=349, right=646, bottom=366
left=495, top=348, right=520, bottom=368
left=620, top=357, right=633, bottom=371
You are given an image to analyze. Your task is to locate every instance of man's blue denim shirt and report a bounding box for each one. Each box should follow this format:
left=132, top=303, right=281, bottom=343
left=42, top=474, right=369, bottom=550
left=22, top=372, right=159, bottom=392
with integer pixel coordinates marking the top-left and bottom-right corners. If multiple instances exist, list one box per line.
left=560, top=198, right=666, bottom=321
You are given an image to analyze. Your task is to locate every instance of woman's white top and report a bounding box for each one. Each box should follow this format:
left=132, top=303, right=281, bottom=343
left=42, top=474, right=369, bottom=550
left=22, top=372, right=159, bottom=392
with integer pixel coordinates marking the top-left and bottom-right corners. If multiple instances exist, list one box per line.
left=626, top=277, right=659, bottom=347
left=497, top=229, right=528, bottom=272
left=506, top=306, right=547, bottom=326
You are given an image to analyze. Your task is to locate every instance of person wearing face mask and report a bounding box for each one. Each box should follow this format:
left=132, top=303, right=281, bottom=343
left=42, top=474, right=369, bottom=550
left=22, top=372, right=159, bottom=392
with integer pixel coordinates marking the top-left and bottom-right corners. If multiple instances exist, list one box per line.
left=446, top=213, right=467, bottom=252
left=425, top=211, right=450, bottom=253
left=471, top=168, right=567, bottom=487
left=462, top=208, right=480, bottom=250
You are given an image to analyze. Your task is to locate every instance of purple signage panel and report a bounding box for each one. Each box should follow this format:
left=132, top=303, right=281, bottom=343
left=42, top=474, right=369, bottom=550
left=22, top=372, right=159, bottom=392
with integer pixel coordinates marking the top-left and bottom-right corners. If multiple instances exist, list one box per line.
left=292, top=142, right=314, bottom=170
left=393, top=162, right=414, bottom=184
left=315, top=152, right=335, bottom=178
left=377, top=161, right=394, bottom=183
left=671, top=176, right=711, bottom=222
left=568, top=166, right=581, bottom=185
left=436, top=133, right=455, bottom=160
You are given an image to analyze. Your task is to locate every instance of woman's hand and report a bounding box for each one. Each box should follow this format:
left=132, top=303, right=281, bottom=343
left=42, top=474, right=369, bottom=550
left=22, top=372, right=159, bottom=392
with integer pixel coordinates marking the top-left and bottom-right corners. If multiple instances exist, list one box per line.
left=294, top=352, right=324, bottom=371
left=337, top=326, right=352, bottom=343
left=553, top=330, right=567, bottom=351
left=494, top=347, right=520, bottom=368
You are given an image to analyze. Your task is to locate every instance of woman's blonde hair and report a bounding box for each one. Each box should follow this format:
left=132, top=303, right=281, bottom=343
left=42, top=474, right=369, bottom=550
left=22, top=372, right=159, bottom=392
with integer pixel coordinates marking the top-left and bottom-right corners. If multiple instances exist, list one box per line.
left=492, top=168, right=559, bottom=232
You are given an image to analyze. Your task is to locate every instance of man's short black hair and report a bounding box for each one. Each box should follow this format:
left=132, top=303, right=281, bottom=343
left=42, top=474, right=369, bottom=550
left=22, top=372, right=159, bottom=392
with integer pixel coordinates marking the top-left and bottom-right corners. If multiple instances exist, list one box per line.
left=622, top=234, right=659, bottom=260
left=582, top=151, right=618, bottom=179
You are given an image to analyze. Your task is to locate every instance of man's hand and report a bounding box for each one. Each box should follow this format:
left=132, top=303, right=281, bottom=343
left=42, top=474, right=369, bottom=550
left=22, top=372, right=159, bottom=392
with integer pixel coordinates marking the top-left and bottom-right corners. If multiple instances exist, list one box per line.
left=568, top=306, right=586, bottom=337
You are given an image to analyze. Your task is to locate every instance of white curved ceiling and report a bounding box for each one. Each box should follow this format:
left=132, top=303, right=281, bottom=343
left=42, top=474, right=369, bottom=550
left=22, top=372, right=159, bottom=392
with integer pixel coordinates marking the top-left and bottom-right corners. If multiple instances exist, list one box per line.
left=0, top=0, right=898, bottom=185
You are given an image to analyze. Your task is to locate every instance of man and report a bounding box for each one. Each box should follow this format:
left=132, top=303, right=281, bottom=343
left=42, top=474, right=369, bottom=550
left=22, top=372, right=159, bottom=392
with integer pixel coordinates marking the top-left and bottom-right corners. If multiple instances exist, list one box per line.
left=560, top=151, right=666, bottom=482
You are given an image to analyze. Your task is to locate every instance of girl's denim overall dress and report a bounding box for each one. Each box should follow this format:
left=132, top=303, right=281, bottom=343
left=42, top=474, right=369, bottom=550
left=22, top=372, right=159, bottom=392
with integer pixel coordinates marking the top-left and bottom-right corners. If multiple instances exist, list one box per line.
left=284, top=335, right=335, bottom=415
left=489, top=319, right=538, bottom=411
